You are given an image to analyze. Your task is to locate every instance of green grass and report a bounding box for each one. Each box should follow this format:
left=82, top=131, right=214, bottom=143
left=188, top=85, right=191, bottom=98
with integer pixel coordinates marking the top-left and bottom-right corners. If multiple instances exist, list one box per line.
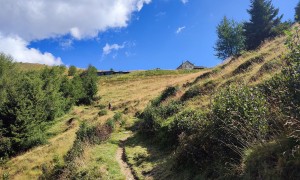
left=76, top=132, right=129, bottom=180
left=124, top=133, right=175, bottom=180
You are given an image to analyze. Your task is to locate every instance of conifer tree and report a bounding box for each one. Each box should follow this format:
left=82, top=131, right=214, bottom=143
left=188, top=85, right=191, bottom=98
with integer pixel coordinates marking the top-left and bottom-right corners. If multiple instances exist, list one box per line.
left=81, top=65, right=98, bottom=105
left=295, top=1, right=300, bottom=22
left=68, top=65, right=77, bottom=76
left=244, top=0, right=282, bottom=50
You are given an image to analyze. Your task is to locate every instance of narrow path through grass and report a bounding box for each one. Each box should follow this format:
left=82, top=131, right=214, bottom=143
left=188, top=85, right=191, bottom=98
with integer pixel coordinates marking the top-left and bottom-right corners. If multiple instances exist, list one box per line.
left=116, top=132, right=136, bottom=180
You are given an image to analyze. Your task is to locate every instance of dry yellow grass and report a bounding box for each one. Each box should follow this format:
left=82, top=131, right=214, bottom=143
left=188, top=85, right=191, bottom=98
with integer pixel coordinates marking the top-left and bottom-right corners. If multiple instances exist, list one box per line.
left=181, top=34, right=288, bottom=109
left=98, top=70, right=209, bottom=114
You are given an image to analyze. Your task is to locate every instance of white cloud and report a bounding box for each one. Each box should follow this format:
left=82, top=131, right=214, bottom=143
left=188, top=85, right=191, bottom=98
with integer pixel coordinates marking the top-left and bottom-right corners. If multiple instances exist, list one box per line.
left=103, top=43, right=125, bottom=55
left=0, top=0, right=151, bottom=41
left=176, top=26, right=186, bottom=34
left=59, top=39, right=73, bottom=50
left=0, top=0, right=151, bottom=64
left=0, top=34, right=62, bottom=65
left=181, top=0, right=189, bottom=4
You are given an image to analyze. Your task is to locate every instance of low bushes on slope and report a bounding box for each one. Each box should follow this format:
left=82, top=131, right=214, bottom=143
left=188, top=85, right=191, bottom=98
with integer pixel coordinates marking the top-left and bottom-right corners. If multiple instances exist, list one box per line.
left=240, top=30, right=300, bottom=179
left=151, top=86, right=178, bottom=106
left=174, top=85, right=270, bottom=178
left=232, top=54, right=265, bottom=75
left=181, top=80, right=217, bottom=101
left=243, top=138, right=300, bottom=179
left=136, top=28, right=300, bottom=179
left=140, top=100, right=183, bottom=133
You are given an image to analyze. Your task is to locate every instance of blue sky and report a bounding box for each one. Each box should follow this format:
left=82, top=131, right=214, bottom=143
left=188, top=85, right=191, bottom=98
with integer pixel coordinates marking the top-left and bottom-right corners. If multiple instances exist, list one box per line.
left=0, top=0, right=298, bottom=70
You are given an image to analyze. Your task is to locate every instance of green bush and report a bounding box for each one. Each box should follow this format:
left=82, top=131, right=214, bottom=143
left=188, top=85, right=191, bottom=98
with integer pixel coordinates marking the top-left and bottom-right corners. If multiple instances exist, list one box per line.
left=68, top=65, right=77, bottom=76
left=181, top=85, right=201, bottom=101
left=213, top=85, right=268, bottom=129
left=212, top=85, right=269, bottom=144
left=106, top=118, right=115, bottom=129
left=113, top=112, right=122, bottom=121
left=97, top=104, right=107, bottom=110
left=181, top=81, right=216, bottom=101
left=98, top=110, right=107, bottom=116
left=174, top=85, right=269, bottom=175
left=232, top=55, right=264, bottom=75
left=141, top=101, right=183, bottom=133
left=63, top=122, right=112, bottom=176
left=105, top=112, right=124, bottom=130
left=169, top=109, right=207, bottom=137
left=151, top=86, right=178, bottom=106
left=243, top=138, right=300, bottom=179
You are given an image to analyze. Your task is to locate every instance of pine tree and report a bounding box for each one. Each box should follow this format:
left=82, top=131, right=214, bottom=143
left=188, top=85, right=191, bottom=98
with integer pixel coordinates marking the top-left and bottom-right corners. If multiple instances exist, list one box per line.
left=295, top=1, right=300, bottom=22
left=244, top=0, right=282, bottom=50
left=68, top=65, right=77, bottom=76
left=80, top=65, right=98, bottom=105
left=214, top=16, right=245, bottom=60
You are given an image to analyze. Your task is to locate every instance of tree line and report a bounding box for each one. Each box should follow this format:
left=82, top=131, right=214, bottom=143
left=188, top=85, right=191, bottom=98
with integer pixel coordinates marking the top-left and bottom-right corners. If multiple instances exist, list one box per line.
left=215, top=0, right=300, bottom=60
left=0, top=54, right=98, bottom=158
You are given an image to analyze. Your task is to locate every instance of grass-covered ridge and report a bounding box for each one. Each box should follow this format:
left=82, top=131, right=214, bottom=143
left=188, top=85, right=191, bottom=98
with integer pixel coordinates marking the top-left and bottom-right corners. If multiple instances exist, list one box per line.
left=126, top=26, right=300, bottom=179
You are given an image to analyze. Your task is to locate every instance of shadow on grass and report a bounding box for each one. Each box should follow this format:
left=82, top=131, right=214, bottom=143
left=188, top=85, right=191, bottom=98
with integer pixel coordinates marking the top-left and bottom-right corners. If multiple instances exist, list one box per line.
left=124, top=131, right=197, bottom=180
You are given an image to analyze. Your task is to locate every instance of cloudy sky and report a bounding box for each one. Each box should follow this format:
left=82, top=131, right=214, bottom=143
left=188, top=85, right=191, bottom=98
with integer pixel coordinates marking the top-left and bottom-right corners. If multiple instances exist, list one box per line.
left=0, top=0, right=298, bottom=70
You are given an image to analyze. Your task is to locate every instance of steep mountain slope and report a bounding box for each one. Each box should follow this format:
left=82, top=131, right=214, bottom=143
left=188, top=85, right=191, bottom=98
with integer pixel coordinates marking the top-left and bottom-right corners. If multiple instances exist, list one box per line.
left=122, top=33, right=296, bottom=179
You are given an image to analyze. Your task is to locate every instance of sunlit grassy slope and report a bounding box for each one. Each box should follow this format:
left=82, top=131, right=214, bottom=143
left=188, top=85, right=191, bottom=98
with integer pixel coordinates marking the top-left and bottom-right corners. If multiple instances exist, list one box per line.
left=121, top=34, right=290, bottom=179
left=0, top=30, right=290, bottom=179
left=98, top=70, right=208, bottom=115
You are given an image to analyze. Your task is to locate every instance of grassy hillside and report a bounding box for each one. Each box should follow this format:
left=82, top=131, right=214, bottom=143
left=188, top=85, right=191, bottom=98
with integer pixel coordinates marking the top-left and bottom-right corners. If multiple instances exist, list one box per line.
left=124, top=27, right=300, bottom=179
left=16, top=62, right=48, bottom=71
left=0, top=68, right=204, bottom=179
left=1, top=26, right=299, bottom=179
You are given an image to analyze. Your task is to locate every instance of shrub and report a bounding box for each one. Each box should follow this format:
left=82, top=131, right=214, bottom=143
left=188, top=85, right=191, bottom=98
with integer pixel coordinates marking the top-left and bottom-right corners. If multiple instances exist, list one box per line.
left=173, top=85, right=270, bottom=178
left=181, top=85, right=201, bottom=101
left=243, top=138, right=300, bottom=179
left=106, top=118, right=115, bottom=129
left=151, top=86, right=178, bottom=106
left=169, top=109, right=207, bottom=136
left=68, top=65, right=77, bottom=76
left=113, top=112, right=122, bottom=121
left=181, top=81, right=216, bottom=101
left=213, top=85, right=269, bottom=138
left=57, top=122, right=112, bottom=178
left=98, top=110, right=107, bottom=116
left=141, top=101, right=183, bottom=133
left=97, top=104, right=107, bottom=110
left=159, top=101, right=183, bottom=119
left=191, top=71, right=213, bottom=85
left=232, top=55, right=264, bottom=75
